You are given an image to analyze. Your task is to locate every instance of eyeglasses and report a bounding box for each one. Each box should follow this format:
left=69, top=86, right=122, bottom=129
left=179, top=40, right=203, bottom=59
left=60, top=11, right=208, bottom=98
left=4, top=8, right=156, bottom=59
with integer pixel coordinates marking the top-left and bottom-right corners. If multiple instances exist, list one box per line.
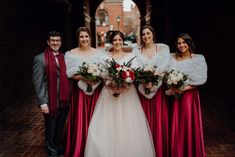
left=50, top=39, right=61, bottom=42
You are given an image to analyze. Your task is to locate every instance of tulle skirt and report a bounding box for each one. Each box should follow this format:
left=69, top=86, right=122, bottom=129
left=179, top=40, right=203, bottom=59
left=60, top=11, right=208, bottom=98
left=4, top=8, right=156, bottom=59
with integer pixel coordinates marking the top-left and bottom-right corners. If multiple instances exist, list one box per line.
left=85, top=85, right=155, bottom=157
left=170, top=89, right=205, bottom=157
left=139, top=86, right=169, bottom=157
left=65, top=82, right=102, bottom=157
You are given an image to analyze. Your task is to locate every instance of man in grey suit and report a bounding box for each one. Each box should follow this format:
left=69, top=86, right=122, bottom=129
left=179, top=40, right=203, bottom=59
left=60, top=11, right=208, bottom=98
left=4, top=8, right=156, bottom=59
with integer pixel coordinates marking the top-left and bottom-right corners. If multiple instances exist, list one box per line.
left=33, top=31, right=69, bottom=157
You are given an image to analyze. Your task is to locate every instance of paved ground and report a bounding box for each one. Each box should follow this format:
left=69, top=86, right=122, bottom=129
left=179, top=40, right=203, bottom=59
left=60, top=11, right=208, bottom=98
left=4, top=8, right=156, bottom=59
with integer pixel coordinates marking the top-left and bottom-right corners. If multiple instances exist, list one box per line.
left=0, top=91, right=235, bottom=157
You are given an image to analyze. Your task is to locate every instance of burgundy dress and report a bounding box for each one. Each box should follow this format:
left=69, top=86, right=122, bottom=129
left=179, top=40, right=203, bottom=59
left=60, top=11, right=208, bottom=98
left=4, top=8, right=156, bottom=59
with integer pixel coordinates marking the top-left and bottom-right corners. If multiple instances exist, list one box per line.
left=64, top=51, right=103, bottom=157
left=133, top=43, right=171, bottom=157
left=168, top=53, right=207, bottom=157
left=65, top=83, right=102, bottom=157
left=138, top=86, right=169, bottom=157
left=171, top=89, right=205, bottom=157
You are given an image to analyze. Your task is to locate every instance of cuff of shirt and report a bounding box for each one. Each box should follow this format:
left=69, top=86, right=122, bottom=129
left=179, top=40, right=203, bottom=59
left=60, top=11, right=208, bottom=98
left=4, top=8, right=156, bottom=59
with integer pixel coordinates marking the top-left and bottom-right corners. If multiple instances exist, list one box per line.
left=40, top=104, right=48, bottom=107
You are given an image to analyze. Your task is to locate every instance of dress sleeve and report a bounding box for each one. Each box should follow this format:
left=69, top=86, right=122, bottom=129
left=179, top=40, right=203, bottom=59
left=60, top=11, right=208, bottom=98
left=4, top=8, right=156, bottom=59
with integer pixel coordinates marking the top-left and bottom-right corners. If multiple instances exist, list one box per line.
left=187, top=55, right=208, bottom=85
left=96, top=49, right=107, bottom=63
left=65, top=51, right=79, bottom=78
left=156, top=44, right=171, bottom=73
left=132, top=45, right=143, bottom=67
left=132, top=45, right=141, bottom=55
left=129, top=53, right=139, bottom=69
left=165, top=54, right=174, bottom=72
left=97, top=49, right=110, bottom=65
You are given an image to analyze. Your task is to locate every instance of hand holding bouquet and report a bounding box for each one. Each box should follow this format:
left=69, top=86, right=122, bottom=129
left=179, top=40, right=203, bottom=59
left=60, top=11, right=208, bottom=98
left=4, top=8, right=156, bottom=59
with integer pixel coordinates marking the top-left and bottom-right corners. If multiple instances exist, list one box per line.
left=77, top=62, right=101, bottom=93
left=135, top=65, right=162, bottom=95
left=163, top=69, right=188, bottom=98
left=100, top=57, right=136, bottom=97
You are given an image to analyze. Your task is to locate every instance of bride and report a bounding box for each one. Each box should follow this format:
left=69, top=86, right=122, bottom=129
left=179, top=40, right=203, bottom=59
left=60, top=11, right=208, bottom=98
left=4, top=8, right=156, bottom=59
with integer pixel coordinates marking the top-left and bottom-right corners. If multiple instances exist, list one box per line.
left=85, top=30, right=155, bottom=157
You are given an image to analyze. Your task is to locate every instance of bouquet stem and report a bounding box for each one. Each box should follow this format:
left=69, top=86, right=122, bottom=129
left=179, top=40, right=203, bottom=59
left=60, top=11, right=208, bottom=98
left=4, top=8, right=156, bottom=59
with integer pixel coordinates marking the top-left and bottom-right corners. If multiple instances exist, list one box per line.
left=144, top=87, right=150, bottom=95
left=113, top=92, right=120, bottom=97
left=87, top=85, right=92, bottom=93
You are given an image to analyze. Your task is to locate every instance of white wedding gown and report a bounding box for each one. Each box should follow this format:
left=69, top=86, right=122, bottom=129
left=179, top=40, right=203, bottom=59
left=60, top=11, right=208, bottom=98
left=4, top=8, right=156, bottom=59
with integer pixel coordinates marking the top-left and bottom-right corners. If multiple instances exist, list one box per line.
left=85, top=52, right=155, bottom=157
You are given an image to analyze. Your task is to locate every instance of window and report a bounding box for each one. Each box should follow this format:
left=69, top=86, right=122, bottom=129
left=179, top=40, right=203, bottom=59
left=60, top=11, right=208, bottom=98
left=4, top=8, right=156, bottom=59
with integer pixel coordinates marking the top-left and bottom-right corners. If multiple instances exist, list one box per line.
left=96, top=9, right=109, bottom=26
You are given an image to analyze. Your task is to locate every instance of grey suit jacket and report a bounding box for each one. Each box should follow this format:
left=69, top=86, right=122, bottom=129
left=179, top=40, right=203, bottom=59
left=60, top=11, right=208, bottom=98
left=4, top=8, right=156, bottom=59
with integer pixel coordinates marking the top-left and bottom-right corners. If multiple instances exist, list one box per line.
left=33, top=52, right=48, bottom=106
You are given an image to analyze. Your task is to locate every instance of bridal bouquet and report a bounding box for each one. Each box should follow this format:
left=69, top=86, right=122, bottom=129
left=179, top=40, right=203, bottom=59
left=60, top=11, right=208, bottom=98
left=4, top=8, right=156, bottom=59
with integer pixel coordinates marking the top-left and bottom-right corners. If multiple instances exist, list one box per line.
left=77, top=62, right=101, bottom=93
left=163, top=69, right=188, bottom=98
left=135, top=65, right=162, bottom=95
left=100, top=57, right=136, bottom=97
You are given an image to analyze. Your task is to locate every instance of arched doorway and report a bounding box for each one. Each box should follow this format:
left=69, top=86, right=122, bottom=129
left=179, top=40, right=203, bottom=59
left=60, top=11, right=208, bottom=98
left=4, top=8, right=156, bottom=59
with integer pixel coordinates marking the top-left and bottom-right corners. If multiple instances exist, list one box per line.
left=82, top=0, right=150, bottom=47
left=95, top=0, right=141, bottom=49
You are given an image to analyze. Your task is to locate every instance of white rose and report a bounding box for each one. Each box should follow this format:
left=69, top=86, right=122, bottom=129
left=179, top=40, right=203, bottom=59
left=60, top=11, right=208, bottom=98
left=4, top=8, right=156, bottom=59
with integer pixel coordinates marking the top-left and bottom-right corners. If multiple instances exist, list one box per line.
left=87, top=67, right=95, bottom=74
left=171, top=76, right=178, bottom=82
left=105, top=80, right=112, bottom=86
left=123, top=66, right=130, bottom=71
left=154, top=70, right=161, bottom=76
left=172, top=80, right=178, bottom=85
left=93, top=69, right=101, bottom=76
left=125, top=77, right=133, bottom=83
left=116, top=67, right=122, bottom=71
left=177, top=73, right=183, bottom=79
left=167, top=79, right=172, bottom=85
left=100, top=70, right=109, bottom=78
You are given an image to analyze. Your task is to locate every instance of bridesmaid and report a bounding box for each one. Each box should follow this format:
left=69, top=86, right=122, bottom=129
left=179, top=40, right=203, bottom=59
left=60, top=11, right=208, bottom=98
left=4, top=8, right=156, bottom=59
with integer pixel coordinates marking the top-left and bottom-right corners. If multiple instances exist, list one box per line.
left=166, top=33, right=207, bottom=157
left=64, top=27, right=103, bottom=157
left=133, top=25, right=170, bottom=157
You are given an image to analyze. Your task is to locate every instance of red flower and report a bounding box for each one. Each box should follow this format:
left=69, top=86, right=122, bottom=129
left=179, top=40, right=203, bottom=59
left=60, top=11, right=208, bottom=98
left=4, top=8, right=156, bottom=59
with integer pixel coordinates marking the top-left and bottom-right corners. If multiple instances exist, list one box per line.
left=129, top=70, right=135, bottom=80
left=122, top=71, right=128, bottom=79
left=115, top=64, right=121, bottom=69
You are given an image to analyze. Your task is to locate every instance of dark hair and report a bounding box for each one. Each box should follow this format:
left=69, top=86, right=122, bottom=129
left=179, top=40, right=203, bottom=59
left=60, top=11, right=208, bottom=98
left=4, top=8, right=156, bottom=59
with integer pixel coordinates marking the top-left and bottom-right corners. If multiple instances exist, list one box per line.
left=47, top=31, right=62, bottom=40
left=109, top=30, right=125, bottom=44
left=141, top=25, right=156, bottom=46
left=76, top=27, right=92, bottom=46
left=175, top=33, right=196, bottom=54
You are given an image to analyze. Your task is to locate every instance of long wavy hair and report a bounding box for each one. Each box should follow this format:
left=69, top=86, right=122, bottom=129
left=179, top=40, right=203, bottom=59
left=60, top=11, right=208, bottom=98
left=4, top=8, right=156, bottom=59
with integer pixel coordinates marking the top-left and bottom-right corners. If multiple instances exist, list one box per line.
left=175, top=33, right=196, bottom=55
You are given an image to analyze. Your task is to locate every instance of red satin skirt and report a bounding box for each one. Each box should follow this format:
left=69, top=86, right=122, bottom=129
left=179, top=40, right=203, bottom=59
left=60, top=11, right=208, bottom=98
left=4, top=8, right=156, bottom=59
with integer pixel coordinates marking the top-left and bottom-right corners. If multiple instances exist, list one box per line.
left=170, top=89, right=205, bottom=157
left=139, top=86, right=169, bottom=157
left=65, top=82, right=102, bottom=157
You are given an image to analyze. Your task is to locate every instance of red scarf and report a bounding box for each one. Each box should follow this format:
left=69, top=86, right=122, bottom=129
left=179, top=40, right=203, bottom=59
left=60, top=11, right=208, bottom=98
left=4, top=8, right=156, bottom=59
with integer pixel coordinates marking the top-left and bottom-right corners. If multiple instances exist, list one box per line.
left=44, top=47, right=69, bottom=116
